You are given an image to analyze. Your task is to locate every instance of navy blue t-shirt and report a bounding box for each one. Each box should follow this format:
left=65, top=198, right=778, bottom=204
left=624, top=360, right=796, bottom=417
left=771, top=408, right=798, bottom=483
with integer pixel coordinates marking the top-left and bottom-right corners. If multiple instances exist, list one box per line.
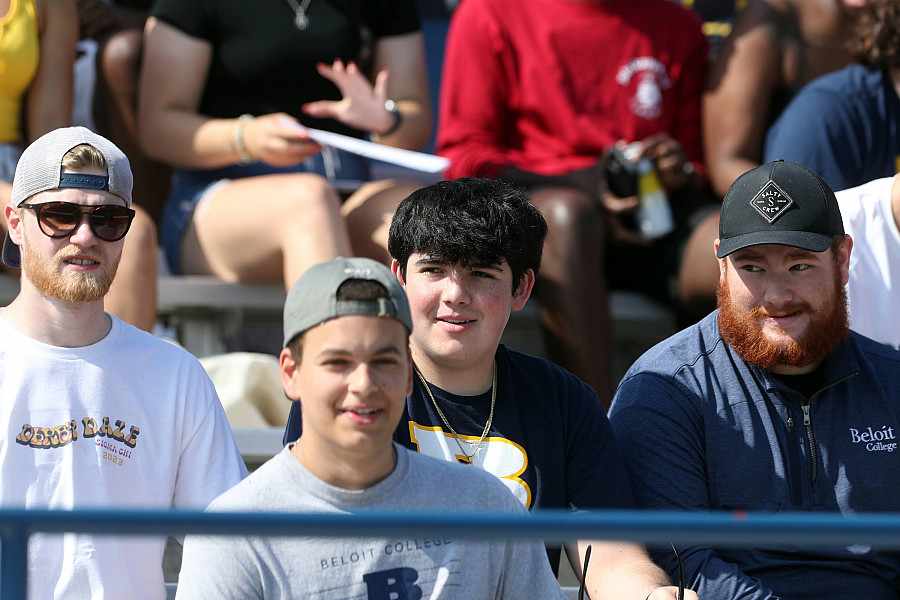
left=764, top=64, right=900, bottom=192
left=284, top=344, right=634, bottom=574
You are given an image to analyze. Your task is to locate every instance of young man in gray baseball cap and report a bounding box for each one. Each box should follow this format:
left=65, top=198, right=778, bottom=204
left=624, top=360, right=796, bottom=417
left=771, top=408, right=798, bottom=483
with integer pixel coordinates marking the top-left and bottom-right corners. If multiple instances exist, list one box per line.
left=0, top=126, right=246, bottom=599
left=176, top=256, right=566, bottom=599
left=609, top=160, right=900, bottom=599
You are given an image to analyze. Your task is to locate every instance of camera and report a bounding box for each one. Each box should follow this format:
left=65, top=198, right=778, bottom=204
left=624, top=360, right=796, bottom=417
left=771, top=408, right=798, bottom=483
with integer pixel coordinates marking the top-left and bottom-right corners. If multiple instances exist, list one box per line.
left=605, top=145, right=640, bottom=198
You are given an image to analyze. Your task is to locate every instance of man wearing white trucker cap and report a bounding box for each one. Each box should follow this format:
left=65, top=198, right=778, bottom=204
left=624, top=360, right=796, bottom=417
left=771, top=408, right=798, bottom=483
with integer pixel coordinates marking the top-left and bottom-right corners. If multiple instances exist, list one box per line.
left=609, top=160, right=900, bottom=599
left=0, top=127, right=247, bottom=599
left=176, top=256, right=565, bottom=599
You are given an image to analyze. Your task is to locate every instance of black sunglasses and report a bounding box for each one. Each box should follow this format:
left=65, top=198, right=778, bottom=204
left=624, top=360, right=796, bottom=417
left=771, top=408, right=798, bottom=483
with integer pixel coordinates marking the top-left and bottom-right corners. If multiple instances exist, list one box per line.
left=577, top=542, right=685, bottom=600
left=20, top=201, right=135, bottom=242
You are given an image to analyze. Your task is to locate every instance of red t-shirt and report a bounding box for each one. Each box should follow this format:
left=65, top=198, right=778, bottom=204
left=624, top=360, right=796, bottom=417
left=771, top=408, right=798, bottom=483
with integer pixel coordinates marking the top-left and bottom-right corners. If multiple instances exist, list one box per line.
left=437, top=0, right=708, bottom=179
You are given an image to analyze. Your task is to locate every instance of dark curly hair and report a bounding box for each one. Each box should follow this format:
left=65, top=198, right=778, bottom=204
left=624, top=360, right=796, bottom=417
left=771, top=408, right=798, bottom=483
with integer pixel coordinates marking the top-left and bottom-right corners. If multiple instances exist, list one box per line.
left=849, top=0, right=900, bottom=68
left=388, top=177, right=547, bottom=291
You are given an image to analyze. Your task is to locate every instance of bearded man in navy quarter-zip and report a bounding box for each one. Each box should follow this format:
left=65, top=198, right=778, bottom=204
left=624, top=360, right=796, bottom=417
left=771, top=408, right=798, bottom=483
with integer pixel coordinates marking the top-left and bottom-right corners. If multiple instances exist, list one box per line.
left=609, top=159, right=900, bottom=600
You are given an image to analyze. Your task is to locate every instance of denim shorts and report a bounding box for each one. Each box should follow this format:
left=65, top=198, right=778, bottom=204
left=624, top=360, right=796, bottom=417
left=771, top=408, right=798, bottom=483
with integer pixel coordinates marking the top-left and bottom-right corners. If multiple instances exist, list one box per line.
left=159, top=147, right=370, bottom=275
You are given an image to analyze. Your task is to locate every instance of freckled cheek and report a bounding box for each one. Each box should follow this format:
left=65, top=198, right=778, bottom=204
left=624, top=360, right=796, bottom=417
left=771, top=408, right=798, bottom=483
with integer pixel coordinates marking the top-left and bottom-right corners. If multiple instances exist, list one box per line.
left=479, top=285, right=509, bottom=300
left=479, top=290, right=514, bottom=316
left=406, top=285, right=438, bottom=315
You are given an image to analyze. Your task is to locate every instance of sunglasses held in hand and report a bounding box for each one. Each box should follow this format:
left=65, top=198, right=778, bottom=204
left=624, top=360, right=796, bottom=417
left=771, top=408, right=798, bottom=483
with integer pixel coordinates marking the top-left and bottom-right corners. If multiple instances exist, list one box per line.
left=577, top=543, right=685, bottom=600
left=20, top=201, right=135, bottom=242
left=672, top=543, right=685, bottom=600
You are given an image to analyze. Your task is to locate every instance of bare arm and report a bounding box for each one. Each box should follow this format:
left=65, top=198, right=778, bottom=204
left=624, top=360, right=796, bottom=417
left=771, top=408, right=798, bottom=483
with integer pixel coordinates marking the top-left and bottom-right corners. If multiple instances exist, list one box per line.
left=138, top=18, right=319, bottom=169
left=138, top=17, right=236, bottom=167
left=370, top=31, right=431, bottom=150
left=567, top=541, right=699, bottom=600
left=27, top=0, right=78, bottom=141
left=703, top=0, right=786, bottom=198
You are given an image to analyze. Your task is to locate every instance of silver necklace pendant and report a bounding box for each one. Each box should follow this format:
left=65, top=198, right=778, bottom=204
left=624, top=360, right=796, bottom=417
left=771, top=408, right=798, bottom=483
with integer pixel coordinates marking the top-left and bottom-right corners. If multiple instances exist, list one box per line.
left=294, top=10, right=309, bottom=30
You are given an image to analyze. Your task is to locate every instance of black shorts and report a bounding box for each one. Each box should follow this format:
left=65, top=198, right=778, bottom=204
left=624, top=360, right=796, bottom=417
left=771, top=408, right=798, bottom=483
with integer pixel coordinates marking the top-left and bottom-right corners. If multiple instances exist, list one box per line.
left=605, top=192, right=719, bottom=305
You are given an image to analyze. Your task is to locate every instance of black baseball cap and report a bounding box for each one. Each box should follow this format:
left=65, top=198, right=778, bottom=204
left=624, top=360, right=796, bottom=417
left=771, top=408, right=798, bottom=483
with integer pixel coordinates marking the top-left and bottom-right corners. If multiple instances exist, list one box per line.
left=716, top=160, right=844, bottom=259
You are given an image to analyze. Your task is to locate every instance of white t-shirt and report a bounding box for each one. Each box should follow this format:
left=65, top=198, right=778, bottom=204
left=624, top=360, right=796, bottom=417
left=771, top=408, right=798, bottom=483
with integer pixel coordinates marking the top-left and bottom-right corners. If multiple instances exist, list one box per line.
left=837, top=176, right=900, bottom=349
left=176, top=445, right=565, bottom=599
left=0, top=314, right=248, bottom=600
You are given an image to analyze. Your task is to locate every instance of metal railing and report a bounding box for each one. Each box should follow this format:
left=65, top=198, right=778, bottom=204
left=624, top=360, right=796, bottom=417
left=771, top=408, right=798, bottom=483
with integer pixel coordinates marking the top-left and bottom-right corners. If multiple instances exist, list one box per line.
left=4, top=508, right=900, bottom=598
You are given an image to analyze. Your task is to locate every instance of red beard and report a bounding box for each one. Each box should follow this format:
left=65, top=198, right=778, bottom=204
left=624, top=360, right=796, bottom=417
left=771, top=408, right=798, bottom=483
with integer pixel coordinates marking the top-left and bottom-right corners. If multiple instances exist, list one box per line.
left=717, top=263, right=849, bottom=370
left=22, top=237, right=119, bottom=304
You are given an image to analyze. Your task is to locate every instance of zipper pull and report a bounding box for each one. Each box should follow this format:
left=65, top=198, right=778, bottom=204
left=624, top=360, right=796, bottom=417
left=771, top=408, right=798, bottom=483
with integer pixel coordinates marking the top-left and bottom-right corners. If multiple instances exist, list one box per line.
left=802, top=403, right=811, bottom=427
left=787, top=413, right=793, bottom=433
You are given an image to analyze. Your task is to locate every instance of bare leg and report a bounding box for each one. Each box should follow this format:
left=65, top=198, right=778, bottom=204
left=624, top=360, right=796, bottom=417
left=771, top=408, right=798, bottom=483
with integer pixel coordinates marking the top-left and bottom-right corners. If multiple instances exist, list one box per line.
left=677, top=210, right=720, bottom=325
left=342, top=179, right=422, bottom=264
left=105, top=204, right=158, bottom=331
left=529, top=187, right=613, bottom=407
left=181, top=173, right=351, bottom=289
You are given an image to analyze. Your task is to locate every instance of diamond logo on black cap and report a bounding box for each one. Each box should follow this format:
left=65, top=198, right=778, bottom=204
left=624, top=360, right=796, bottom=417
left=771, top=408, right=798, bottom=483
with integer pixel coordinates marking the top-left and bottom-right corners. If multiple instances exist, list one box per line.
left=750, top=180, right=793, bottom=223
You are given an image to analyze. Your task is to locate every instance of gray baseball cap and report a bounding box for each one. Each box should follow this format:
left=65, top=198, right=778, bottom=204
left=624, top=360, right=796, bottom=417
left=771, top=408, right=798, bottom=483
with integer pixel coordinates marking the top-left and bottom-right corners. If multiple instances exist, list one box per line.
left=2, top=126, right=133, bottom=269
left=283, top=257, right=412, bottom=348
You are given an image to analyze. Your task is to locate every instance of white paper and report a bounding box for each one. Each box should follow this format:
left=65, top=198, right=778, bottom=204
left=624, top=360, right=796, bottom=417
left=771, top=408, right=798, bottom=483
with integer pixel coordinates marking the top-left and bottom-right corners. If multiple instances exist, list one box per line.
left=305, top=127, right=450, bottom=173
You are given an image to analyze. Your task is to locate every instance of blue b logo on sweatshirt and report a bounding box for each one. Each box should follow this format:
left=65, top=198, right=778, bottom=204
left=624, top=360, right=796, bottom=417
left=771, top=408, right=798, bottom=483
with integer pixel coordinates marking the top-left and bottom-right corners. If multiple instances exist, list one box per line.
left=363, top=567, right=422, bottom=599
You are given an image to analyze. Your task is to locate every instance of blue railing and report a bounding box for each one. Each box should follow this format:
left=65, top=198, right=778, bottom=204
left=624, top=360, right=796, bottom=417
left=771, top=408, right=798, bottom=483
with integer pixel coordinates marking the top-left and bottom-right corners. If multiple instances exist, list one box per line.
left=4, top=508, right=900, bottom=598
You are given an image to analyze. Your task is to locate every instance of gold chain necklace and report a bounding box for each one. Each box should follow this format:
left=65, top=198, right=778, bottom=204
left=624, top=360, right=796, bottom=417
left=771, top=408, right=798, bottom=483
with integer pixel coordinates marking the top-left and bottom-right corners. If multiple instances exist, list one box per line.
left=414, top=361, right=496, bottom=463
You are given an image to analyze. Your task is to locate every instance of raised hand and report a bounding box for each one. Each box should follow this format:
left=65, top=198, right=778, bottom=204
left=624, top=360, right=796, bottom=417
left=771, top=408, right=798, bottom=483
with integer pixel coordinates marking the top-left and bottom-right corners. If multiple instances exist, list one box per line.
left=302, top=59, right=396, bottom=134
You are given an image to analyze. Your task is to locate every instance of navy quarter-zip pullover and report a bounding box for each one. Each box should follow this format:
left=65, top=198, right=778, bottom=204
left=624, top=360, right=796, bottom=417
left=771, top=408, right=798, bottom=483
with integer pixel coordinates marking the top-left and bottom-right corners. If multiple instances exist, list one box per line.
left=609, top=311, right=900, bottom=600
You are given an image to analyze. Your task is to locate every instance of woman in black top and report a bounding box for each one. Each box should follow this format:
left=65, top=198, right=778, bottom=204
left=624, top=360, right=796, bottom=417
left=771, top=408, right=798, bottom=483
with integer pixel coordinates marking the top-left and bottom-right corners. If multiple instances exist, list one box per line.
left=138, top=0, right=432, bottom=286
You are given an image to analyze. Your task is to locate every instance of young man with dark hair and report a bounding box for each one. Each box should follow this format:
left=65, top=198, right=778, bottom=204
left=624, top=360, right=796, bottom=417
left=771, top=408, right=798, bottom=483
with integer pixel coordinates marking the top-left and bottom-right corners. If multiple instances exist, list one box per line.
left=0, top=126, right=246, bottom=599
left=609, top=160, right=900, bottom=599
left=180, top=256, right=564, bottom=599
left=286, top=178, right=695, bottom=599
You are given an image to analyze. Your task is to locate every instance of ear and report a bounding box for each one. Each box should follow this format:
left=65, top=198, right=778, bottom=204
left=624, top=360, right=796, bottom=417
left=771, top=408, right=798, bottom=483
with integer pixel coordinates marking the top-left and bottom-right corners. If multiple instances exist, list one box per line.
left=5, top=203, right=23, bottom=245
left=279, top=347, right=301, bottom=401
left=390, top=258, right=406, bottom=285
left=714, top=239, right=727, bottom=279
left=511, top=269, right=536, bottom=312
left=837, top=235, right=853, bottom=286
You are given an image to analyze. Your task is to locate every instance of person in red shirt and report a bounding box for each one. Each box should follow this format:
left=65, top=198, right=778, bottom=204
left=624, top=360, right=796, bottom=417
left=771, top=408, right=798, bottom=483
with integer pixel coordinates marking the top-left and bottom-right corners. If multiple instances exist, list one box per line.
left=436, top=0, right=720, bottom=403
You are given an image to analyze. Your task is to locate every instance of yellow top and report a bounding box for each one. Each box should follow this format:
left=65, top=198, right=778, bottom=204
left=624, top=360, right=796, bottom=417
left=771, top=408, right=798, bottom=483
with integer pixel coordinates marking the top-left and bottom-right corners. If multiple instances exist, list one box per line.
left=0, top=0, right=38, bottom=143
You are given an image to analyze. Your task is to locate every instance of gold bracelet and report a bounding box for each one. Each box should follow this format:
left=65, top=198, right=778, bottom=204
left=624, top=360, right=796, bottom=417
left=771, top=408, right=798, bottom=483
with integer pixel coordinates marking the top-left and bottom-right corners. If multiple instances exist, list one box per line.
left=234, top=114, right=254, bottom=164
